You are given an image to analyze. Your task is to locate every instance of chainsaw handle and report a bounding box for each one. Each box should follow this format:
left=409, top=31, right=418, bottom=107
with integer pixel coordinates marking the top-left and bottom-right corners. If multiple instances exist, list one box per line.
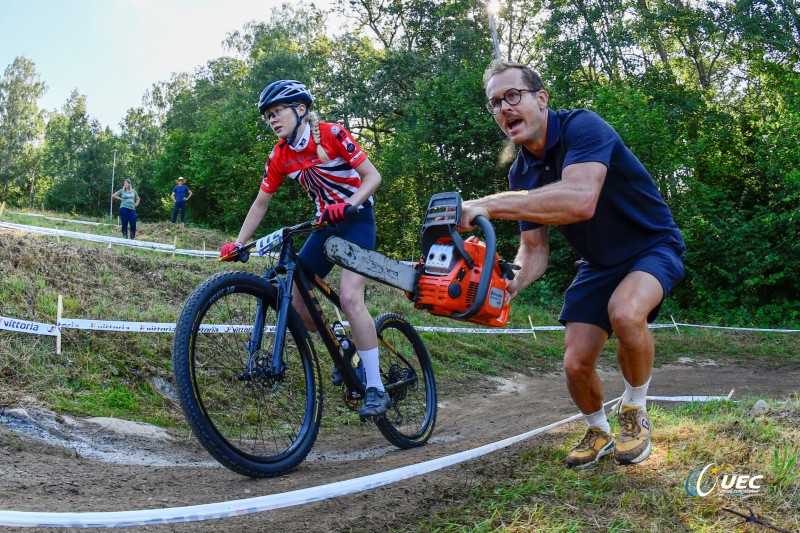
left=451, top=214, right=496, bottom=321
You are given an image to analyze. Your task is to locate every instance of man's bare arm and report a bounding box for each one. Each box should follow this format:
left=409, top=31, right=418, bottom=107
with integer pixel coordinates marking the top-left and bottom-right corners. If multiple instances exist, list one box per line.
left=462, top=161, right=607, bottom=228
left=507, top=226, right=549, bottom=299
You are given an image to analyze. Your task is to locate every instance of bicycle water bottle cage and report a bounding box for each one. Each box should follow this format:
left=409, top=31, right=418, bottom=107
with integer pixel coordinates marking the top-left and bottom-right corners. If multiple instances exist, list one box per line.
left=419, top=192, right=473, bottom=270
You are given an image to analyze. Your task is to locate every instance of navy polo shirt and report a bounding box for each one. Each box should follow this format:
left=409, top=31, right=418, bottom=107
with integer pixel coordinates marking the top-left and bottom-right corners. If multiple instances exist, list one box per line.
left=173, top=184, right=191, bottom=202
left=509, top=108, right=685, bottom=267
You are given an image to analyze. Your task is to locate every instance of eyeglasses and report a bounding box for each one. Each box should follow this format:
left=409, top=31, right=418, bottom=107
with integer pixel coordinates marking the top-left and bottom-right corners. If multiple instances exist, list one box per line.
left=263, top=105, right=294, bottom=121
left=486, top=88, right=538, bottom=115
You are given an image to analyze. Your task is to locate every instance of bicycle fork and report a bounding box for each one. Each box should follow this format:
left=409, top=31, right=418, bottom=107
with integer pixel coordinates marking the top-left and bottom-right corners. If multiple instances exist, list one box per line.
left=238, top=271, right=294, bottom=383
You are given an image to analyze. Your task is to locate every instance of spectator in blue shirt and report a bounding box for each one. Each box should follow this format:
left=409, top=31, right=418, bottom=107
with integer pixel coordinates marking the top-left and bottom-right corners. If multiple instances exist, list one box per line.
left=460, top=60, right=685, bottom=470
left=171, top=177, right=193, bottom=224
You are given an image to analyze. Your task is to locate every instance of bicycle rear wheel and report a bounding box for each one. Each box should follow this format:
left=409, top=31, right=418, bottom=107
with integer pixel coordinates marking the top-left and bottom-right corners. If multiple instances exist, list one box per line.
left=172, top=271, right=322, bottom=477
left=373, top=313, right=437, bottom=448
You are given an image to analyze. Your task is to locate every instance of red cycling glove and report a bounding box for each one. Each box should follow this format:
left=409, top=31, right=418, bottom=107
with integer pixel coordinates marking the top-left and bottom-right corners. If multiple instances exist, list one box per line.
left=318, top=203, right=349, bottom=224
left=219, top=242, right=243, bottom=261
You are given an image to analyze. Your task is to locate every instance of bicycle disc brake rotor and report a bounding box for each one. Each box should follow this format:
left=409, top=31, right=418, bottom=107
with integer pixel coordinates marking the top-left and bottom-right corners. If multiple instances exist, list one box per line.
left=249, top=350, right=283, bottom=394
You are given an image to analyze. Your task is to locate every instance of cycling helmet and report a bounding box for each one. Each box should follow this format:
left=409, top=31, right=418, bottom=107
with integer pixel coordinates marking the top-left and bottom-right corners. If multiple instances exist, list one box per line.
left=258, top=80, right=313, bottom=114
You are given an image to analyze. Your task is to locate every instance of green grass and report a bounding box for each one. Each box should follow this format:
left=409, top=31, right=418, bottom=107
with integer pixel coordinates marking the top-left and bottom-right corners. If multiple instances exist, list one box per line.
left=392, top=398, right=800, bottom=532
left=1, top=212, right=799, bottom=529
left=2, top=219, right=799, bottom=420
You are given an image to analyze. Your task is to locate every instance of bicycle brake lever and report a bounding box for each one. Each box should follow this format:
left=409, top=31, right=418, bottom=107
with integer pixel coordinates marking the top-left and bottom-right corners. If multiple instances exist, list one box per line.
left=218, top=244, right=253, bottom=263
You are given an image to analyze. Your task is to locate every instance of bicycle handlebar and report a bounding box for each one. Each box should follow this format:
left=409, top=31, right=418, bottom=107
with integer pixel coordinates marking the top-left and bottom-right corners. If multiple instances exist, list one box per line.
left=219, top=204, right=360, bottom=263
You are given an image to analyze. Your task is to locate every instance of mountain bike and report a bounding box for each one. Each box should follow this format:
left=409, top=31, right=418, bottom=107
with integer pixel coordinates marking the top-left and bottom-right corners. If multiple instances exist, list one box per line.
left=172, top=212, right=437, bottom=478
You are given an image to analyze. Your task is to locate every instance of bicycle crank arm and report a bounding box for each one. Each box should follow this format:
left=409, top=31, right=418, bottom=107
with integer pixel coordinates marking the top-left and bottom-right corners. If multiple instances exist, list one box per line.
left=324, top=236, right=418, bottom=293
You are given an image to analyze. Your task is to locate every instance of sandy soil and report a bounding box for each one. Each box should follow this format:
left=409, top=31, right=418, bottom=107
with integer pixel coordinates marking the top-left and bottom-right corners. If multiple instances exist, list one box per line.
left=1, top=361, right=798, bottom=532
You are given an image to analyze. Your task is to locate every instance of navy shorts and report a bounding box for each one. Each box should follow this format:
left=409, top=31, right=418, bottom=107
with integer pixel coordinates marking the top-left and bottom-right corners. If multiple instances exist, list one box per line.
left=559, top=243, right=685, bottom=336
left=299, top=207, right=376, bottom=278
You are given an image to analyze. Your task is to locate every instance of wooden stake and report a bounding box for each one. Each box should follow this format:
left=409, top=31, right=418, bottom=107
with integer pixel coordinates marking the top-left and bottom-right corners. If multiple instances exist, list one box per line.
left=56, top=294, right=63, bottom=355
left=670, top=314, right=681, bottom=335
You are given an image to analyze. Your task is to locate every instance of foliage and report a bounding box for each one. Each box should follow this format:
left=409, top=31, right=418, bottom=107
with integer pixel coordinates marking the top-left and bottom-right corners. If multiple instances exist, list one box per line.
left=1, top=0, right=799, bottom=322
left=0, top=56, right=46, bottom=205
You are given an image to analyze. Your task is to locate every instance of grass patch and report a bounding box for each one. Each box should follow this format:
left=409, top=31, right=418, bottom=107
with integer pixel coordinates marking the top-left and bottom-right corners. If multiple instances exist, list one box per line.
left=2, top=212, right=800, bottom=529
left=395, top=398, right=800, bottom=532
left=1, top=225, right=799, bottom=424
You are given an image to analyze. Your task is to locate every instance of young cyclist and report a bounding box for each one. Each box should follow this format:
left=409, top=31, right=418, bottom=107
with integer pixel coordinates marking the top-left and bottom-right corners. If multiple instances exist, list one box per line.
left=220, top=80, right=389, bottom=417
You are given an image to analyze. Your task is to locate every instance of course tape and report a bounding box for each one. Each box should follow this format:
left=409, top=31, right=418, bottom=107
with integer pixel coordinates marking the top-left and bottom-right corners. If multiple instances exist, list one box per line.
left=0, top=222, right=218, bottom=258
left=54, top=319, right=277, bottom=334
left=0, top=316, right=59, bottom=337
left=3, top=314, right=799, bottom=338
left=0, top=392, right=734, bottom=528
left=7, top=211, right=108, bottom=226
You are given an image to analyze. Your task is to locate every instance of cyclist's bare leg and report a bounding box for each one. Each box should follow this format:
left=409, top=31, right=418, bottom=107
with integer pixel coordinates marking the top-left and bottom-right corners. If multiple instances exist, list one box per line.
left=340, top=269, right=385, bottom=401
left=339, top=269, right=378, bottom=350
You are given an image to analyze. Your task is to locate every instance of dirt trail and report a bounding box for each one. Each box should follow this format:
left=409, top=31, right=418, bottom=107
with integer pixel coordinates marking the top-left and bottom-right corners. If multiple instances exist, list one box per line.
left=1, top=362, right=798, bottom=532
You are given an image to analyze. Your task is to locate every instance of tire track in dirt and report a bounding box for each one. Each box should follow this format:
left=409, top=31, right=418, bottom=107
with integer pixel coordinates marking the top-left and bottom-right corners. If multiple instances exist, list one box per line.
left=0, top=363, right=798, bottom=532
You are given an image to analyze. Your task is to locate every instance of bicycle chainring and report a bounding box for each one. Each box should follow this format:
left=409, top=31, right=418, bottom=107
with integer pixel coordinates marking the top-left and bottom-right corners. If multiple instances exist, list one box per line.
left=341, top=387, right=364, bottom=412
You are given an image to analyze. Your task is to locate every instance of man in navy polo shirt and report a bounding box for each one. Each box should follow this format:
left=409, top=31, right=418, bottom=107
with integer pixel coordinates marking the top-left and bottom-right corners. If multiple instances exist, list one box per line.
left=461, top=60, right=685, bottom=469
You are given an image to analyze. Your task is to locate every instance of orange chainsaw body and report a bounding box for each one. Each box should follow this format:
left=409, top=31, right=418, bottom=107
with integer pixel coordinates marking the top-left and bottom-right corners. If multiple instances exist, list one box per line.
left=409, top=236, right=511, bottom=328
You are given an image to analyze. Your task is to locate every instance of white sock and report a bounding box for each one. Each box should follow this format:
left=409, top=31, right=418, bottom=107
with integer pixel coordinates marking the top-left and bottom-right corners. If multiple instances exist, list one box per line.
left=358, top=348, right=384, bottom=392
left=583, top=407, right=611, bottom=434
left=623, top=378, right=650, bottom=410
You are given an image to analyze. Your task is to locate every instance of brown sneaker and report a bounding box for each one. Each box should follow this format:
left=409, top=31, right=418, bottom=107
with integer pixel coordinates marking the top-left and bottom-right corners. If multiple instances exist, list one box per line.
left=614, top=406, right=652, bottom=465
left=566, top=427, right=615, bottom=469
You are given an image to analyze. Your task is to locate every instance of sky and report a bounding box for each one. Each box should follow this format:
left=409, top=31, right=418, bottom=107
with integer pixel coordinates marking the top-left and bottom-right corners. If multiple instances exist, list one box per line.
left=1, top=0, right=334, bottom=131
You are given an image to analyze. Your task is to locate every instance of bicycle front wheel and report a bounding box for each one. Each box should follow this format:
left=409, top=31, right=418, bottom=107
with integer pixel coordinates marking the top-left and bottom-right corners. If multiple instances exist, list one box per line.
left=373, top=313, right=437, bottom=448
left=172, top=271, right=322, bottom=478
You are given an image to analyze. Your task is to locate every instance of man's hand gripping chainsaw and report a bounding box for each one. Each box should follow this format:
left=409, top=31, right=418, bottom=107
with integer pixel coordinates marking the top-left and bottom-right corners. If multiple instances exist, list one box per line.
left=324, top=192, right=518, bottom=327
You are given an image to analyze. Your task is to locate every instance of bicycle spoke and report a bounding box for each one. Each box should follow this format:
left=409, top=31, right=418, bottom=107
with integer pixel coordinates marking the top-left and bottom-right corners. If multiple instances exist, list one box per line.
left=173, top=271, right=321, bottom=477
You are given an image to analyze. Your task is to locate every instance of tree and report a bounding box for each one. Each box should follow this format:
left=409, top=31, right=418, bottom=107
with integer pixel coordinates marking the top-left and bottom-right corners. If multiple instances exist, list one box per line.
left=118, top=107, right=164, bottom=220
left=42, top=91, right=115, bottom=216
left=0, top=56, right=46, bottom=204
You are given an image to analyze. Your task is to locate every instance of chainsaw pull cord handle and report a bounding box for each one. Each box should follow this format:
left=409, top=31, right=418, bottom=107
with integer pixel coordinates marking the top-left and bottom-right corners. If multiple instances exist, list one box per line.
left=451, top=214, right=496, bottom=321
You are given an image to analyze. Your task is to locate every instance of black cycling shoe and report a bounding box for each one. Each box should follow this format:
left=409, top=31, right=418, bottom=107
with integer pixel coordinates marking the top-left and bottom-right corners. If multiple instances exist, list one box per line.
left=359, top=387, right=390, bottom=418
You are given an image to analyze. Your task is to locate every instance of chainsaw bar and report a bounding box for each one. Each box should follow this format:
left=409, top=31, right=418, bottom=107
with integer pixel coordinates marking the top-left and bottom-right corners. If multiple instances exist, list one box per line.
left=324, top=236, right=419, bottom=293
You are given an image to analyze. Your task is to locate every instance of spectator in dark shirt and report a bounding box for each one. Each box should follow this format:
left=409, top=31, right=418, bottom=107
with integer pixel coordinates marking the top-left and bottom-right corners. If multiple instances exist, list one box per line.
left=171, top=177, right=193, bottom=224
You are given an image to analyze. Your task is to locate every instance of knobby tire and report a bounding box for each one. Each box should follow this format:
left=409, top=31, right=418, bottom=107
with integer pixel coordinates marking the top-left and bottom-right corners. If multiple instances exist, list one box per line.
left=172, top=271, right=323, bottom=478
left=373, top=313, right=437, bottom=448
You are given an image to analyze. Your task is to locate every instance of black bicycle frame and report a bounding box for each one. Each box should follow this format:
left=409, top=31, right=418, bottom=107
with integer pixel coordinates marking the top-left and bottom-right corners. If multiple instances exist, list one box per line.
left=253, top=231, right=365, bottom=395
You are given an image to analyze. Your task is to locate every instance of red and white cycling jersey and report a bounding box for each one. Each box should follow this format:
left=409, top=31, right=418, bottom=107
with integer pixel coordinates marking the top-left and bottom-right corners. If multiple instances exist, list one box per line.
left=260, top=122, right=373, bottom=217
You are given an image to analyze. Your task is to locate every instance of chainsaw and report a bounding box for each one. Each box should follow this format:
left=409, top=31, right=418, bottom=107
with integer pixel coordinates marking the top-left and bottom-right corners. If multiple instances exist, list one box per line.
left=324, top=192, right=518, bottom=328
